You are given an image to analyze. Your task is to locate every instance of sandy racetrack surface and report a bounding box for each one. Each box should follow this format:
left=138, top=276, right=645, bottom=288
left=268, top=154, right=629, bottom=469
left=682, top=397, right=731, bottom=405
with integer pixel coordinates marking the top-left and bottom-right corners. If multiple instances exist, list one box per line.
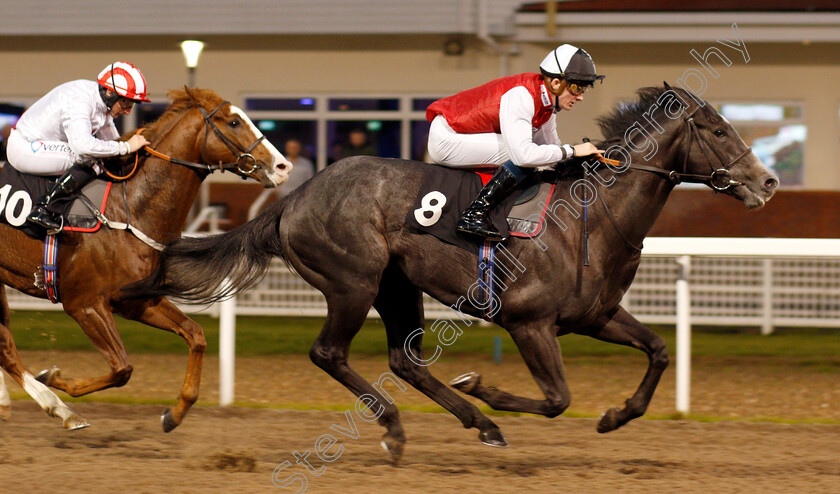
left=1, top=402, right=838, bottom=493
left=1, top=351, right=838, bottom=493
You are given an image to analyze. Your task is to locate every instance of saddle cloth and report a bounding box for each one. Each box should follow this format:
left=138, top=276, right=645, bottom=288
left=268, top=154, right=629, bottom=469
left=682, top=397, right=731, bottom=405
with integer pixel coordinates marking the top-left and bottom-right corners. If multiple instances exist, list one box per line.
left=0, top=164, right=111, bottom=238
left=405, top=164, right=555, bottom=254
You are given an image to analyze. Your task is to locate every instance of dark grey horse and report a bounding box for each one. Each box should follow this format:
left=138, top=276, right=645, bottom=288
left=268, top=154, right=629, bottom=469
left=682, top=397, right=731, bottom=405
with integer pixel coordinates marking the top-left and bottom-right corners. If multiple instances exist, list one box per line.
left=126, top=86, right=778, bottom=462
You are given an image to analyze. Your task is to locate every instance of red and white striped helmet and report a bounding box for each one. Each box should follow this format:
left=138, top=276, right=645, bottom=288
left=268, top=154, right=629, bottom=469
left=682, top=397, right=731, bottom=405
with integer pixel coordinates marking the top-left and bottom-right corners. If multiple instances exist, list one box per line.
left=96, top=61, right=151, bottom=102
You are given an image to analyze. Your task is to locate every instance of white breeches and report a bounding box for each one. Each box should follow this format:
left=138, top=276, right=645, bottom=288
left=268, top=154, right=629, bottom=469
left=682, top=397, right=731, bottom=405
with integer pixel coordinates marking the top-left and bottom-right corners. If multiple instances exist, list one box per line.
left=5, top=128, right=78, bottom=176
left=426, top=115, right=509, bottom=168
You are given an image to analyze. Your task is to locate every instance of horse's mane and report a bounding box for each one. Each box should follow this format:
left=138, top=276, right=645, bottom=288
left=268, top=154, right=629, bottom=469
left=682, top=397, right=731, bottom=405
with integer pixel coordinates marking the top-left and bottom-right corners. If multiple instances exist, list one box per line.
left=140, top=88, right=226, bottom=143
left=595, top=85, right=707, bottom=146
left=544, top=86, right=705, bottom=186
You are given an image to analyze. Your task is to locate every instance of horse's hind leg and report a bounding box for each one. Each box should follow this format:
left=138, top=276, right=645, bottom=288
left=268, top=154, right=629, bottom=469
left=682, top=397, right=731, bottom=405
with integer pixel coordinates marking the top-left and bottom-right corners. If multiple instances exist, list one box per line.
left=309, top=287, right=409, bottom=463
left=374, top=266, right=507, bottom=448
left=576, top=306, right=669, bottom=433
left=451, top=320, right=572, bottom=418
left=0, top=310, right=89, bottom=429
left=36, top=302, right=133, bottom=396
left=116, top=297, right=205, bottom=432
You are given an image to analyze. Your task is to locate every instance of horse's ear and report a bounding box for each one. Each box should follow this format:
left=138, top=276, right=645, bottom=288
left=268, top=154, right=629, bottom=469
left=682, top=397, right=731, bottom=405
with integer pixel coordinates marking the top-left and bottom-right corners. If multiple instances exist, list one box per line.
left=663, top=81, right=672, bottom=90
left=183, top=86, right=199, bottom=104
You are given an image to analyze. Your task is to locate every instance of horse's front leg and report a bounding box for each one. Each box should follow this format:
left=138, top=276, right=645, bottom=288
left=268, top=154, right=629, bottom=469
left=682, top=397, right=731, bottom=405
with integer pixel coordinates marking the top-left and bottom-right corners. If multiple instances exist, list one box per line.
left=0, top=286, right=10, bottom=421
left=451, top=319, right=572, bottom=418
left=0, top=368, right=12, bottom=421
left=36, top=302, right=134, bottom=396
left=0, top=315, right=89, bottom=429
left=576, top=306, right=669, bottom=433
left=116, top=297, right=205, bottom=432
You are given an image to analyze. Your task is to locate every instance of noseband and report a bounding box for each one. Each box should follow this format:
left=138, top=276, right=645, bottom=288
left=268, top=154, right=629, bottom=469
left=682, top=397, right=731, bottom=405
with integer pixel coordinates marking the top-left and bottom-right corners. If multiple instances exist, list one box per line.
left=615, top=107, right=752, bottom=192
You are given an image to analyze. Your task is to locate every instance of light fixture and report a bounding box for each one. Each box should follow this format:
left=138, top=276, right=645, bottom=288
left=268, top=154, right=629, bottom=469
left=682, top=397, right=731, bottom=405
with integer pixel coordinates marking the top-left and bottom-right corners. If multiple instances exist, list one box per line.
left=180, top=40, right=205, bottom=68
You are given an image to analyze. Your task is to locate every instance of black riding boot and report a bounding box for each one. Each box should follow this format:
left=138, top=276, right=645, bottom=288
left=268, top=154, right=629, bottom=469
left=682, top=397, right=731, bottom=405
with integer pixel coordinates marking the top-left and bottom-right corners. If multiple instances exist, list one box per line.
left=456, top=166, right=520, bottom=241
left=27, top=161, right=97, bottom=233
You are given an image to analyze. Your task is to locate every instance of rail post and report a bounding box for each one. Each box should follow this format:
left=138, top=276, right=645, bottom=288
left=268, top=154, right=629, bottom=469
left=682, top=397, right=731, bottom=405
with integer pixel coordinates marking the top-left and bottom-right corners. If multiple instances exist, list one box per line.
left=675, top=255, right=691, bottom=415
left=219, top=283, right=236, bottom=406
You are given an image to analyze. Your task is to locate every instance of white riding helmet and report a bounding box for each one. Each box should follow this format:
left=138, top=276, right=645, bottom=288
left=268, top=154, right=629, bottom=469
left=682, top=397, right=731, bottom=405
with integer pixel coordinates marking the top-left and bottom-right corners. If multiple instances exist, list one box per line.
left=97, top=61, right=151, bottom=102
left=539, top=44, right=605, bottom=86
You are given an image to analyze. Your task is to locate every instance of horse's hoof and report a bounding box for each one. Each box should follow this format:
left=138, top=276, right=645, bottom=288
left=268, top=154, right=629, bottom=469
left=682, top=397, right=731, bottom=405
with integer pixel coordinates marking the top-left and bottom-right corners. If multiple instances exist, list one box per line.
left=0, top=404, right=11, bottom=421
left=380, top=436, right=405, bottom=465
left=35, top=366, right=61, bottom=386
left=597, top=407, right=622, bottom=433
left=63, top=414, right=90, bottom=431
left=450, top=372, right=481, bottom=394
left=479, top=428, right=509, bottom=448
left=161, top=408, right=180, bottom=433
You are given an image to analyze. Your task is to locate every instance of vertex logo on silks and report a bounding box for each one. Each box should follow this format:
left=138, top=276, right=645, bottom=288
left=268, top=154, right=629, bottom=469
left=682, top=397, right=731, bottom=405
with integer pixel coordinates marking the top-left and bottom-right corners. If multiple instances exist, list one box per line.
left=30, top=141, right=72, bottom=154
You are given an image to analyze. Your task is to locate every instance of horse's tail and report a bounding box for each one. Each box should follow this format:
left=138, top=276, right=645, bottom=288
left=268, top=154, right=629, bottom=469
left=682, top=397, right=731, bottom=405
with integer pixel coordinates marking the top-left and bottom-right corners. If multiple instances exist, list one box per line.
left=123, top=197, right=288, bottom=304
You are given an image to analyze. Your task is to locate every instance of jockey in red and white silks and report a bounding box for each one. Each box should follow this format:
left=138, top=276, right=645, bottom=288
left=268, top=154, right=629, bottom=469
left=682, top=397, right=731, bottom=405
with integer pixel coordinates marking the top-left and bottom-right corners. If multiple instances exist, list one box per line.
left=425, top=44, right=606, bottom=241
left=426, top=72, right=574, bottom=169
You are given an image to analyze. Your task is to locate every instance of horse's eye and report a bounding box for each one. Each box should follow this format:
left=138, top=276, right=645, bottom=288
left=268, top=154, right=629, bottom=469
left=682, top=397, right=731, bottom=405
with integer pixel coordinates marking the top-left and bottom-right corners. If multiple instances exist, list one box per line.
left=713, top=129, right=726, bottom=137
left=229, top=119, right=240, bottom=128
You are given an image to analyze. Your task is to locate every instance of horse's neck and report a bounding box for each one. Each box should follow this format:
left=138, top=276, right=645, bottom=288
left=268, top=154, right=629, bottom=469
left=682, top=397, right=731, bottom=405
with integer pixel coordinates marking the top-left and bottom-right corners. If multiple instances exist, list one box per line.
left=587, top=136, right=685, bottom=254
left=121, top=124, right=205, bottom=242
left=600, top=160, right=673, bottom=246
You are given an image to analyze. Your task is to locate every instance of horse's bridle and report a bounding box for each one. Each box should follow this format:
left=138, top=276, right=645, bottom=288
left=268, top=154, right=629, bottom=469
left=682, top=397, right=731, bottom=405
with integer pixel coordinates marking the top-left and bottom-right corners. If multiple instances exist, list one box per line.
left=142, top=101, right=265, bottom=177
left=614, top=106, right=752, bottom=192
left=579, top=106, right=754, bottom=255
left=198, top=101, right=265, bottom=176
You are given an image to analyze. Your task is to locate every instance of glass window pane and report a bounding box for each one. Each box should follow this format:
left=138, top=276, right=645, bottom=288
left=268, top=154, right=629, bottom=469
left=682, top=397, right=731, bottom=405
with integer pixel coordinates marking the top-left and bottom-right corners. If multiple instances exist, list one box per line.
left=327, top=120, right=401, bottom=164
left=136, top=103, right=169, bottom=127
left=411, top=120, right=432, bottom=162
left=254, top=120, right=318, bottom=167
left=245, top=98, right=316, bottom=111
left=739, top=124, right=806, bottom=186
left=719, top=104, right=801, bottom=121
left=0, top=102, right=24, bottom=128
left=328, top=98, right=399, bottom=111
left=412, top=98, right=440, bottom=112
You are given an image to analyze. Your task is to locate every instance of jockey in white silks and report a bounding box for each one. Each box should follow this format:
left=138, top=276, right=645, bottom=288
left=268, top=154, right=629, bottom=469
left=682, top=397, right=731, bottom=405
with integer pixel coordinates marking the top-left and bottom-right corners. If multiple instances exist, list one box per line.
left=5, top=61, right=151, bottom=233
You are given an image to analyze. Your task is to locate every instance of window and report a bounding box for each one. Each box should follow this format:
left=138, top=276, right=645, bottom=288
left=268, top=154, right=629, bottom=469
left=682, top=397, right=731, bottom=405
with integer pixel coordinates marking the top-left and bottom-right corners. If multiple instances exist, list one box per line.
left=716, top=103, right=806, bottom=187
left=0, top=102, right=26, bottom=163
left=0, top=102, right=24, bottom=128
left=242, top=95, right=443, bottom=170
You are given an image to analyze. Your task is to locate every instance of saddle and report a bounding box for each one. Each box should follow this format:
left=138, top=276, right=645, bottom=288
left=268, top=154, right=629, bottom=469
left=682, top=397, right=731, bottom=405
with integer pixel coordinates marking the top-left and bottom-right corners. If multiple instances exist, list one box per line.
left=0, top=164, right=112, bottom=238
left=406, top=164, right=555, bottom=254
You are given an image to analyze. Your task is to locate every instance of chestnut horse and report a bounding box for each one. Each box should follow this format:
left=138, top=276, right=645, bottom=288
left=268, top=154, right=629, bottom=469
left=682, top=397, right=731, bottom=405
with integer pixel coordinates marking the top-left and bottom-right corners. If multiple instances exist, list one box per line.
left=128, top=86, right=778, bottom=461
left=0, top=87, right=290, bottom=430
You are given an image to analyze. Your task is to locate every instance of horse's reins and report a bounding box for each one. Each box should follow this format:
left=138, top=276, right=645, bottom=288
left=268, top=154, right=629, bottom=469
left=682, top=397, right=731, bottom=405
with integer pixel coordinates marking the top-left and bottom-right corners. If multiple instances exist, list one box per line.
left=612, top=107, right=752, bottom=191
left=581, top=106, right=754, bottom=255
left=93, top=101, right=266, bottom=250
left=106, top=100, right=264, bottom=181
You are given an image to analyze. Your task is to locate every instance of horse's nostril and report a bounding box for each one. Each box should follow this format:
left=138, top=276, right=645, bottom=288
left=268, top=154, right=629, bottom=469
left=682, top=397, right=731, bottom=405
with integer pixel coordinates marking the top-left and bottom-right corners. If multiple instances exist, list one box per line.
left=765, top=177, right=779, bottom=190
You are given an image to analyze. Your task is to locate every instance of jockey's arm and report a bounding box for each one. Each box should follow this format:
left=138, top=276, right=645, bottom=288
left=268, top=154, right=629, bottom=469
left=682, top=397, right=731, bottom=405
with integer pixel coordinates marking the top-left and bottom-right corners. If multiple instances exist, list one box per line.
left=60, top=94, right=130, bottom=158
left=499, top=86, right=574, bottom=168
